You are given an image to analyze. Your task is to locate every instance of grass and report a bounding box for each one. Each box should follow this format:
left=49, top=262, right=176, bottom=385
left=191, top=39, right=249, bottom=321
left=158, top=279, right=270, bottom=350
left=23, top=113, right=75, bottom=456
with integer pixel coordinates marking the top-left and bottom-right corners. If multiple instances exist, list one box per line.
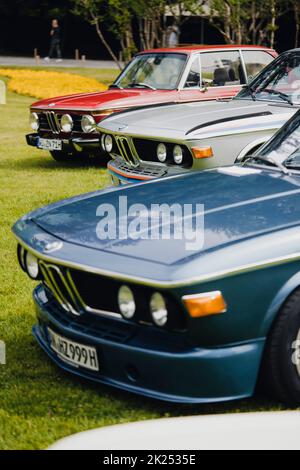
left=0, top=70, right=295, bottom=450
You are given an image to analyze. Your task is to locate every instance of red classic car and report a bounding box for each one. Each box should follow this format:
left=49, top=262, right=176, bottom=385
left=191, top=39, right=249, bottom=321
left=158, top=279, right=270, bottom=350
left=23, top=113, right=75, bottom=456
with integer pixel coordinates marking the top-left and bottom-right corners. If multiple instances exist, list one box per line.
left=27, top=45, right=277, bottom=162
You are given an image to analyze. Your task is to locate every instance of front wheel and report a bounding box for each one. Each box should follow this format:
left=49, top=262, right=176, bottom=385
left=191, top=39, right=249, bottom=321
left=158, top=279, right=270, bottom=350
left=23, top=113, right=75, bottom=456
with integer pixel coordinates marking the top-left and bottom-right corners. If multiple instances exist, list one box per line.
left=262, top=288, right=300, bottom=405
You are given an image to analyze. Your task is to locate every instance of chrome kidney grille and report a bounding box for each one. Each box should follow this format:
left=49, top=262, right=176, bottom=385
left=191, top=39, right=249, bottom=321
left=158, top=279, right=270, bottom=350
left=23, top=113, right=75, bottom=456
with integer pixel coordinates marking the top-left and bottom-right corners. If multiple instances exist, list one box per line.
left=39, top=261, right=121, bottom=319
left=44, top=111, right=60, bottom=134
left=114, top=136, right=140, bottom=167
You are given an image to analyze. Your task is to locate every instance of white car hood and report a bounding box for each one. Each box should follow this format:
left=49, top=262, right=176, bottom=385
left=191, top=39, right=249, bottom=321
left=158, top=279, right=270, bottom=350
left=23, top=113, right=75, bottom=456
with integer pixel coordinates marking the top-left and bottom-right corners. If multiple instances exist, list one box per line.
left=99, top=99, right=295, bottom=140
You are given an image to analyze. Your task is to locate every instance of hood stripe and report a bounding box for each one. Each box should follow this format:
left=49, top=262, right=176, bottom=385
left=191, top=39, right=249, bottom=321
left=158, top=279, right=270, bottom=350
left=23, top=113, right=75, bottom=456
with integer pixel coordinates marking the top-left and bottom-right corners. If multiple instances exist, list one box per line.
left=186, top=111, right=273, bottom=136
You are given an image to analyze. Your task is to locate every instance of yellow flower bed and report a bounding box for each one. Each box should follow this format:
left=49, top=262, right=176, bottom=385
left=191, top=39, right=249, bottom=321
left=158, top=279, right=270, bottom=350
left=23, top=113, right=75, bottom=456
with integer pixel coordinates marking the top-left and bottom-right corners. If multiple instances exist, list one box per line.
left=0, top=69, right=107, bottom=100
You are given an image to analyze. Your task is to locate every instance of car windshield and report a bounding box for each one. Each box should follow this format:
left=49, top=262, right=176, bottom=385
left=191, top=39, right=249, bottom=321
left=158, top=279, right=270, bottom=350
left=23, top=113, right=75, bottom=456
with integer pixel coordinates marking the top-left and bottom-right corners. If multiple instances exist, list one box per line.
left=113, top=53, right=187, bottom=90
left=237, top=52, right=300, bottom=106
left=247, top=110, right=300, bottom=171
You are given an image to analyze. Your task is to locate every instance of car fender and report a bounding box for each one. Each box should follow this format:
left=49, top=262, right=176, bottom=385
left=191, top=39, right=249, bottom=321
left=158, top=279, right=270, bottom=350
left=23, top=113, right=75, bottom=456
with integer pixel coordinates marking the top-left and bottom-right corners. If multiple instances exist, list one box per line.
left=235, top=136, right=270, bottom=162
left=259, top=269, right=300, bottom=338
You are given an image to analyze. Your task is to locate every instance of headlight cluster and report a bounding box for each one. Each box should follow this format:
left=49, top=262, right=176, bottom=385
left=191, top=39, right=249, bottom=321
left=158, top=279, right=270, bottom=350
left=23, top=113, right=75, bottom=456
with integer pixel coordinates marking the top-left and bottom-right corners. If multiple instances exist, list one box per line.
left=81, top=115, right=97, bottom=133
left=117, top=285, right=168, bottom=327
left=29, top=112, right=39, bottom=131
left=17, top=245, right=41, bottom=280
left=101, top=134, right=114, bottom=153
left=156, top=143, right=185, bottom=165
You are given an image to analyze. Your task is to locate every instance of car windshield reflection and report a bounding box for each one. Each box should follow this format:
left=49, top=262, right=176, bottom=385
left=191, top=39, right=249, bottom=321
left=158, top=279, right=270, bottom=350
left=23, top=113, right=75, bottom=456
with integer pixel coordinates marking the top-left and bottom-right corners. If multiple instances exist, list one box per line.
left=113, top=53, right=187, bottom=90
left=237, top=52, right=300, bottom=106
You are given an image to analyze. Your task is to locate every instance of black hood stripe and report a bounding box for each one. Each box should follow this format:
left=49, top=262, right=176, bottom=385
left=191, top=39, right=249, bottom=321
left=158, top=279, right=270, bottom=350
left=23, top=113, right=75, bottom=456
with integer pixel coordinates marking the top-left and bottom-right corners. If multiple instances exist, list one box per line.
left=186, top=111, right=273, bottom=136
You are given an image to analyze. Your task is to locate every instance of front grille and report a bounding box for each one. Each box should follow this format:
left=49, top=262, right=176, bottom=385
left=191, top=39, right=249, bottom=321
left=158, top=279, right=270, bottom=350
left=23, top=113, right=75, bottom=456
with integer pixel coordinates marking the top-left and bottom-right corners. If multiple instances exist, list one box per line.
left=38, top=112, right=83, bottom=135
left=113, top=135, right=140, bottom=166
left=109, top=159, right=167, bottom=179
left=37, top=260, right=187, bottom=331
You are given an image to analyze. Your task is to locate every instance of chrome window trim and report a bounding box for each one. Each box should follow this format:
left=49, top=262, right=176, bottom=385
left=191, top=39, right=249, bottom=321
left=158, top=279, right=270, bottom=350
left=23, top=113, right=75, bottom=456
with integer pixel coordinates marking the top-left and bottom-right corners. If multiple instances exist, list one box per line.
left=15, top=234, right=300, bottom=289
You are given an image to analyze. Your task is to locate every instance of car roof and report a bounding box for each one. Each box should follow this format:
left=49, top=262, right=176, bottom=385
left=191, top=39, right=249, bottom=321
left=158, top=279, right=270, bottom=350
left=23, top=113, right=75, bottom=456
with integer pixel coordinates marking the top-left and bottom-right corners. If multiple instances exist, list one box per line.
left=138, top=45, right=276, bottom=55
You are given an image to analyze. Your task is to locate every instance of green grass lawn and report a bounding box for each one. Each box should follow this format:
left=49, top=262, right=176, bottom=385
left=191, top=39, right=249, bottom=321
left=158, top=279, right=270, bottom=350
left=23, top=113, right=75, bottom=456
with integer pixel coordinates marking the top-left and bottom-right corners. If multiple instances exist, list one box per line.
left=0, top=71, right=294, bottom=450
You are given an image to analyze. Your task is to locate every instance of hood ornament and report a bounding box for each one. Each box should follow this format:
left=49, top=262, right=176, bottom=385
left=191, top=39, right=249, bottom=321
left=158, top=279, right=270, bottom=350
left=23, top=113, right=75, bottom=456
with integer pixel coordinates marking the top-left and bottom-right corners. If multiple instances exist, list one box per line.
left=43, top=241, right=63, bottom=253
left=118, top=124, right=128, bottom=131
left=48, top=103, right=56, bottom=107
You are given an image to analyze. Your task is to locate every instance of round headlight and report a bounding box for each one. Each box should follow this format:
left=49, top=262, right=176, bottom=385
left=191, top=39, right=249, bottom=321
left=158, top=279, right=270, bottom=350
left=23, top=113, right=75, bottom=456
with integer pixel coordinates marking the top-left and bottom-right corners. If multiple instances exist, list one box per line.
left=81, top=115, right=96, bottom=133
left=157, top=143, right=167, bottom=163
left=150, top=292, right=168, bottom=327
left=104, top=134, right=113, bottom=153
left=118, top=286, right=136, bottom=319
left=61, top=114, right=73, bottom=133
left=30, top=112, right=39, bottom=131
left=25, top=252, right=39, bottom=279
left=173, top=145, right=183, bottom=165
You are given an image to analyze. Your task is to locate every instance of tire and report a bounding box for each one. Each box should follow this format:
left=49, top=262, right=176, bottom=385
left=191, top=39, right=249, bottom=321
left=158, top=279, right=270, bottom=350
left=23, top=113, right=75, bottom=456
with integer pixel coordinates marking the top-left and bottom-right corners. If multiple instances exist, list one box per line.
left=262, top=288, right=300, bottom=405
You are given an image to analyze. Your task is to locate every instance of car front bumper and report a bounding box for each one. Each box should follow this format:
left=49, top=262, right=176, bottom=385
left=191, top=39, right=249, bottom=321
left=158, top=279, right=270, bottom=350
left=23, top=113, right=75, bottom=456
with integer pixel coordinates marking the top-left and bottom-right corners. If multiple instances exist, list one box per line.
left=26, top=133, right=102, bottom=155
left=108, top=158, right=187, bottom=185
left=33, top=285, right=265, bottom=404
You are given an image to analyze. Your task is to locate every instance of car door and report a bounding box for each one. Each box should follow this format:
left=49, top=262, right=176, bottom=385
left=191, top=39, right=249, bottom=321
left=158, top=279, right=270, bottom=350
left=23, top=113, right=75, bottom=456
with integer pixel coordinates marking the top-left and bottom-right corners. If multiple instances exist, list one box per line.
left=179, top=50, right=245, bottom=103
left=242, top=49, right=276, bottom=83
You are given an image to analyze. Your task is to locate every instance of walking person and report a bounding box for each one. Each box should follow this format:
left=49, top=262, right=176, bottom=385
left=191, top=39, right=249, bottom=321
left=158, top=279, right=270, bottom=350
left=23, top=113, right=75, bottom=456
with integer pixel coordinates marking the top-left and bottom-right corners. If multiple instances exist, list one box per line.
left=44, top=19, right=62, bottom=62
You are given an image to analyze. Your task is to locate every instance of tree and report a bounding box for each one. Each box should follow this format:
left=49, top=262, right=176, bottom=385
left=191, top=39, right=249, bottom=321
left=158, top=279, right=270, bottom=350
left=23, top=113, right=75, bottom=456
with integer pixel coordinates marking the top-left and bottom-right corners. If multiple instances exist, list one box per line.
left=209, top=0, right=289, bottom=48
left=72, top=0, right=123, bottom=69
left=72, top=0, right=204, bottom=68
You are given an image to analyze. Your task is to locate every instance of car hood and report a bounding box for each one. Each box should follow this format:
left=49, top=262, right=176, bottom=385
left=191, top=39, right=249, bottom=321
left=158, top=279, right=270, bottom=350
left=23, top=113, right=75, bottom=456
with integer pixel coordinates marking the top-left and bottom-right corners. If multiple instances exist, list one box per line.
left=31, top=89, right=179, bottom=112
left=23, top=167, right=300, bottom=268
left=99, top=100, right=295, bottom=140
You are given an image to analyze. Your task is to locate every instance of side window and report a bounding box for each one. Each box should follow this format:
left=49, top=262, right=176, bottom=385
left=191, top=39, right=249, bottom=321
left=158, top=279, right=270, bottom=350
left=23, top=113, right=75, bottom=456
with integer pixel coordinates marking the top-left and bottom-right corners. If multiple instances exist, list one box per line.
left=200, top=51, right=245, bottom=87
left=243, top=50, right=274, bottom=82
left=184, top=55, right=200, bottom=88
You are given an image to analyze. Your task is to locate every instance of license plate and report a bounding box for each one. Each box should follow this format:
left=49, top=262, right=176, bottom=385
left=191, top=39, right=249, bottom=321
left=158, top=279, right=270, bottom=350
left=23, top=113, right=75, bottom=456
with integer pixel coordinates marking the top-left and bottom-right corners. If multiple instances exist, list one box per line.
left=47, top=328, right=99, bottom=371
left=37, top=138, right=62, bottom=151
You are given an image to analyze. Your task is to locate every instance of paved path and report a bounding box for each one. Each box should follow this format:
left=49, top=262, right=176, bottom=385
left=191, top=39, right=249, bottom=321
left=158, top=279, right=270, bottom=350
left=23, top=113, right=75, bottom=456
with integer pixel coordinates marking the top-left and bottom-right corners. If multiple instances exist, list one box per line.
left=0, top=56, right=120, bottom=69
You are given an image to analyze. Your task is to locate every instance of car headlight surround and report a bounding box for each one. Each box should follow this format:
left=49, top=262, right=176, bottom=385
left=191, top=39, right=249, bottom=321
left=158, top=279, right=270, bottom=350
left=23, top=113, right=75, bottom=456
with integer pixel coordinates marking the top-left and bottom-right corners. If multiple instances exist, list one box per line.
left=25, top=251, right=40, bottom=279
left=157, top=143, right=167, bottom=162
left=173, top=145, right=183, bottom=165
left=118, top=285, right=136, bottom=319
left=61, top=114, right=73, bottom=133
left=104, top=134, right=113, bottom=153
left=30, top=112, right=39, bottom=131
left=150, top=292, right=168, bottom=327
left=81, top=115, right=97, bottom=133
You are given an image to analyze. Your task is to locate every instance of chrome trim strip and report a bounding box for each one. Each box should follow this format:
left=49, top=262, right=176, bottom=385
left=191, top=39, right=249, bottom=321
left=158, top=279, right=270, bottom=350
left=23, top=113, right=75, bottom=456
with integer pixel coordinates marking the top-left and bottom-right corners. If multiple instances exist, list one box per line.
left=15, top=234, right=300, bottom=288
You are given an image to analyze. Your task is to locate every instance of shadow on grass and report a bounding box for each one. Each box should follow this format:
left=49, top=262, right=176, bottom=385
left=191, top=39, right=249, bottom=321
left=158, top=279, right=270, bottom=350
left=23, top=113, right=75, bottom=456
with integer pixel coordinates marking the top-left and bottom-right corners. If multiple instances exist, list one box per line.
left=0, top=155, right=109, bottom=172
left=2, top=332, right=293, bottom=421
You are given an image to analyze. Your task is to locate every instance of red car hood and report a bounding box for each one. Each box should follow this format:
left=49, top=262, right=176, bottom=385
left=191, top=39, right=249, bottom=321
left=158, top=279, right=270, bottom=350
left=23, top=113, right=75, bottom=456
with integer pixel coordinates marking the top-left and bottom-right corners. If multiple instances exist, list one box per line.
left=31, top=88, right=180, bottom=112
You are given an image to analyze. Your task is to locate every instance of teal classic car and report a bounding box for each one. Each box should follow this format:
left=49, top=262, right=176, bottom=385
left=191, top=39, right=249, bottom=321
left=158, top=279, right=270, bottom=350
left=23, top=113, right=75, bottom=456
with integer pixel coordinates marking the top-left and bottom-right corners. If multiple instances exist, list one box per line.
left=12, top=110, right=300, bottom=405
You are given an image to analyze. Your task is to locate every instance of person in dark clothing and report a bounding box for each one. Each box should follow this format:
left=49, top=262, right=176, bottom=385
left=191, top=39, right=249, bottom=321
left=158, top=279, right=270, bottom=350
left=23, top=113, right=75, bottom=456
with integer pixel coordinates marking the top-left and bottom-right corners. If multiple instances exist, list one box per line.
left=45, top=19, right=62, bottom=62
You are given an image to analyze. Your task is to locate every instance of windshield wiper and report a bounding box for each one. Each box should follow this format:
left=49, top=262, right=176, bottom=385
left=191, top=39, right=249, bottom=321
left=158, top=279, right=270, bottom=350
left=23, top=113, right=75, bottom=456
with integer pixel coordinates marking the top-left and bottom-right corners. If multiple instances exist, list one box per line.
left=258, top=88, right=294, bottom=105
left=128, top=82, right=157, bottom=90
left=244, top=85, right=257, bottom=101
left=109, top=84, right=123, bottom=89
left=244, top=154, right=291, bottom=175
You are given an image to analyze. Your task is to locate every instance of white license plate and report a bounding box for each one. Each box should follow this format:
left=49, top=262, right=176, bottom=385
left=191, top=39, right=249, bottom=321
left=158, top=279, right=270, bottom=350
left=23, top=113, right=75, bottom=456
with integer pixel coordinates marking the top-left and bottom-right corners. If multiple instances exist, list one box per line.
left=37, top=138, right=62, bottom=151
left=48, top=328, right=99, bottom=371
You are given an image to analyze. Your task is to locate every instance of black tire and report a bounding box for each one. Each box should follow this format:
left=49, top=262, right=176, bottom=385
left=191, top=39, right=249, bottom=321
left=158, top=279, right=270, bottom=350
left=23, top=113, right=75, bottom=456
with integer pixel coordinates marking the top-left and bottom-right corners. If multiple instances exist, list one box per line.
left=262, top=288, right=300, bottom=405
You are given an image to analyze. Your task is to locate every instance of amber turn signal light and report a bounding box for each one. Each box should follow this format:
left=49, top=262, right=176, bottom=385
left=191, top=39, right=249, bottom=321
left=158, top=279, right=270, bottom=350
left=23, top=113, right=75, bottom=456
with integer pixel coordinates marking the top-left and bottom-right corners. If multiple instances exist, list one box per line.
left=183, top=291, right=227, bottom=318
left=191, top=146, right=214, bottom=159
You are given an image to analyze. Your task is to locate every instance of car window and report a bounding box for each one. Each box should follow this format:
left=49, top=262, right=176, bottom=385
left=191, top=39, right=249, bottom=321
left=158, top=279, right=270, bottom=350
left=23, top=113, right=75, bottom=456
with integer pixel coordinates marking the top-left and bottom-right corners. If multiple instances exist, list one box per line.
left=115, top=53, right=187, bottom=90
left=184, top=55, right=200, bottom=88
left=243, top=50, right=274, bottom=82
left=200, top=51, right=245, bottom=87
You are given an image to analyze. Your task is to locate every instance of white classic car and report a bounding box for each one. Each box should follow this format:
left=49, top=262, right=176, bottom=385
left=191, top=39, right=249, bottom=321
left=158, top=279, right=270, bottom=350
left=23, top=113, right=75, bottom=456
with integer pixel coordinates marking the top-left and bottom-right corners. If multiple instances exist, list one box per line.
left=98, top=49, right=300, bottom=184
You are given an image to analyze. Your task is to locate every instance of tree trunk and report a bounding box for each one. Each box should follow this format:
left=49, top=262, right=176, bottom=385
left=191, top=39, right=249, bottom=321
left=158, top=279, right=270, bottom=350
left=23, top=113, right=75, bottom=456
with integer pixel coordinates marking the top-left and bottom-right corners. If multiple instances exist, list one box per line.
left=93, top=15, right=123, bottom=70
left=270, top=0, right=276, bottom=49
